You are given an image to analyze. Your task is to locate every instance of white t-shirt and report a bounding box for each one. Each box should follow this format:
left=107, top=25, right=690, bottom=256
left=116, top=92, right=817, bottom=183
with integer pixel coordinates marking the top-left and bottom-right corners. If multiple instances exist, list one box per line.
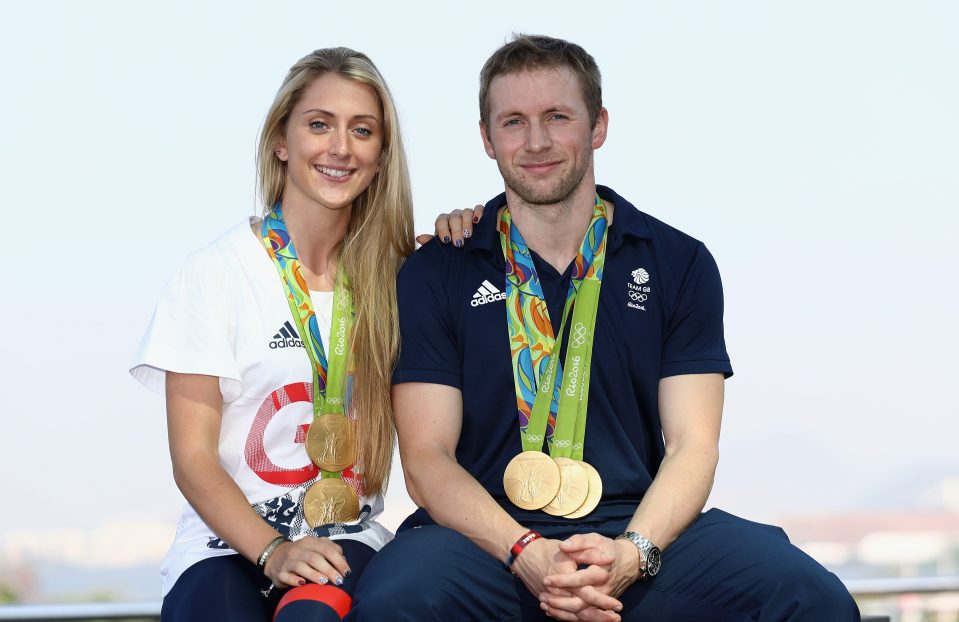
left=130, top=218, right=391, bottom=596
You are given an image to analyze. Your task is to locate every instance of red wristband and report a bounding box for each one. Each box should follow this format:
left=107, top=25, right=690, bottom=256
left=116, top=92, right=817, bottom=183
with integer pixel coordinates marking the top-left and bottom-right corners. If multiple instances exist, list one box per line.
left=504, top=529, right=542, bottom=573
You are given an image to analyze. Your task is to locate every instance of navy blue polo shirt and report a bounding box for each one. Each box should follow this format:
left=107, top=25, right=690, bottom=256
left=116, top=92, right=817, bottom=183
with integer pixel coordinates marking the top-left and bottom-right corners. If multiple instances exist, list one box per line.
left=393, top=185, right=732, bottom=529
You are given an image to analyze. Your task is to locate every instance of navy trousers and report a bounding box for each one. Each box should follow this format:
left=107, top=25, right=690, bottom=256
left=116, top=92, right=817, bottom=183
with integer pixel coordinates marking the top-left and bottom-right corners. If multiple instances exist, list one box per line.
left=347, top=509, right=859, bottom=621
left=161, top=539, right=375, bottom=622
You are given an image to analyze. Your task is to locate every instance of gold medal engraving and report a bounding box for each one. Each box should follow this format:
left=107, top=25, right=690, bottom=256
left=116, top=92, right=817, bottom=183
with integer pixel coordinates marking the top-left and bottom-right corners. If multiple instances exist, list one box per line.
left=542, top=457, right=589, bottom=516
left=564, top=461, right=603, bottom=519
left=304, top=478, right=360, bottom=527
left=503, top=451, right=561, bottom=510
left=306, top=414, right=355, bottom=472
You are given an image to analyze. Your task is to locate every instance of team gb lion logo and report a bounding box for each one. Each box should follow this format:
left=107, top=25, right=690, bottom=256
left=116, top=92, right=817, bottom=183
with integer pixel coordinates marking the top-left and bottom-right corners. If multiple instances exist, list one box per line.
left=631, top=268, right=650, bottom=285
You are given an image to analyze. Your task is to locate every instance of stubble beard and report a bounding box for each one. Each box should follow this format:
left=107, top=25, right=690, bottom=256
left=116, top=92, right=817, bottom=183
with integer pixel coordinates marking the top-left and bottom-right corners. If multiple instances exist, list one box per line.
left=497, top=145, right=593, bottom=207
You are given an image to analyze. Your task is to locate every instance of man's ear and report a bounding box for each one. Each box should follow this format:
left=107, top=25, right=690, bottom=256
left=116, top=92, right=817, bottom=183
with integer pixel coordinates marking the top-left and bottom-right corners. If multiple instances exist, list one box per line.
left=480, top=121, right=496, bottom=159
left=591, top=107, right=609, bottom=150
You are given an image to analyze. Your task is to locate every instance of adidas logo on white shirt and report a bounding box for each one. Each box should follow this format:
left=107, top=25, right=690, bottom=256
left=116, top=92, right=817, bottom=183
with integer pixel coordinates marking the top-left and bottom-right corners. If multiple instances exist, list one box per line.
left=269, top=320, right=304, bottom=349
left=470, top=280, right=506, bottom=307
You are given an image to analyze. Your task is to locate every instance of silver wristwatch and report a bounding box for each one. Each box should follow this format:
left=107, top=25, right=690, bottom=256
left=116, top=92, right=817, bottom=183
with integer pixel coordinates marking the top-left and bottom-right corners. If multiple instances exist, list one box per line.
left=616, top=531, right=662, bottom=580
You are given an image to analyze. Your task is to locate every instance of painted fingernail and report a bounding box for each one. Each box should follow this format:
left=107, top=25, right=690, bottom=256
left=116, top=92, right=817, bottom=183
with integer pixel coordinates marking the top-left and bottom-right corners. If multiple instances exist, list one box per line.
left=319, top=577, right=329, bottom=585
left=443, top=235, right=450, bottom=244
left=344, top=570, right=352, bottom=579
left=454, top=239, right=464, bottom=248
left=334, top=575, right=344, bottom=586
left=463, top=229, right=471, bottom=238
left=473, top=215, right=480, bottom=223
left=297, top=578, right=306, bottom=586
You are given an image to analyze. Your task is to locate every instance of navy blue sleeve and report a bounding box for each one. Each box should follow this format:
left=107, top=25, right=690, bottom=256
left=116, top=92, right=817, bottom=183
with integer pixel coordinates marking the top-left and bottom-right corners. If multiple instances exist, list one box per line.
left=392, top=241, right=462, bottom=388
left=660, top=243, right=733, bottom=379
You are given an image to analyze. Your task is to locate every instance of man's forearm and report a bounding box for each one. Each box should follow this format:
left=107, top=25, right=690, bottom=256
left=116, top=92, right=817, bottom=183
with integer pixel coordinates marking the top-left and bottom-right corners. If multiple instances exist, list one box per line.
left=404, top=448, right=528, bottom=562
left=624, top=441, right=718, bottom=550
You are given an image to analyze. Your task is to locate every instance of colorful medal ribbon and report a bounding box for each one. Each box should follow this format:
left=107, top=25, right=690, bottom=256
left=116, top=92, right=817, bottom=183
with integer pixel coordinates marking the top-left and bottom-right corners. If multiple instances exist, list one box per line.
left=499, top=196, right=608, bottom=460
left=261, top=204, right=353, bottom=478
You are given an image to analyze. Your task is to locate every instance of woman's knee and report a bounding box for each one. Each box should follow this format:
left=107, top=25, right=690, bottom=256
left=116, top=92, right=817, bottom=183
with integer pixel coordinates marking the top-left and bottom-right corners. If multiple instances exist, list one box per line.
left=161, top=555, right=272, bottom=622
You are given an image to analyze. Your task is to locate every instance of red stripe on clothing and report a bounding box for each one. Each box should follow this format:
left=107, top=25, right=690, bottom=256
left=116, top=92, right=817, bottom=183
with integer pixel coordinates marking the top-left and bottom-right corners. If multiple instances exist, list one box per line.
left=286, top=382, right=310, bottom=403
left=273, top=584, right=352, bottom=620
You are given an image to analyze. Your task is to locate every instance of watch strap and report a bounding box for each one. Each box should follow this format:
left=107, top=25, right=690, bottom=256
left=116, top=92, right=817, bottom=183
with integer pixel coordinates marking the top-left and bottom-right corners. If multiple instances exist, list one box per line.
left=616, top=531, right=660, bottom=580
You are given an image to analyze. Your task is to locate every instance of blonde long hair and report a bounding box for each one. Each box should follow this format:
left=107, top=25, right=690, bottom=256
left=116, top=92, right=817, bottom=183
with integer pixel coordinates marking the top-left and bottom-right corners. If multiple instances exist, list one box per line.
left=257, top=48, right=414, bottom=496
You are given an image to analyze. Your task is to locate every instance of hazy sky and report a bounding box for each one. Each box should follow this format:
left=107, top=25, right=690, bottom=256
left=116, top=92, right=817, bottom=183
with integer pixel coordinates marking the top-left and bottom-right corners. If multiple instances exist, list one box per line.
left=1, top=0, right=956, bottom=553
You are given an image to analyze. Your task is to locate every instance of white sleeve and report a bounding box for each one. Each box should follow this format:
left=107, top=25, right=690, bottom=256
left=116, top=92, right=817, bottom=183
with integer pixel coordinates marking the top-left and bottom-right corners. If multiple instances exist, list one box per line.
left=130, top=244, right=242, bottom=398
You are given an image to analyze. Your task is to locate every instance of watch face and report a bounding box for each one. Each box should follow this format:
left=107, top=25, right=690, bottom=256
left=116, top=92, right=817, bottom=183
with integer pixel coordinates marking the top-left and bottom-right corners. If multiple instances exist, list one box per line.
left=645, top=547, right=662, bottom=577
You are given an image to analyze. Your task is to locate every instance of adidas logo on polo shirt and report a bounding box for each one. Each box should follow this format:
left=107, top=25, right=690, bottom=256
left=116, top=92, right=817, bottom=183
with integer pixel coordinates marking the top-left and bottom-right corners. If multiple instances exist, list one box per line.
left=269, top=320, right=304, bottom=349
left=471, top=280, right=506, bottom=307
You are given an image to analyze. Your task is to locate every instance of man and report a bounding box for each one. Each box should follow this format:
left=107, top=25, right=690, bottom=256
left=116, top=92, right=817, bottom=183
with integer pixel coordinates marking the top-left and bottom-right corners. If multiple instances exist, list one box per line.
left=349, top=35, right=859, bottom=621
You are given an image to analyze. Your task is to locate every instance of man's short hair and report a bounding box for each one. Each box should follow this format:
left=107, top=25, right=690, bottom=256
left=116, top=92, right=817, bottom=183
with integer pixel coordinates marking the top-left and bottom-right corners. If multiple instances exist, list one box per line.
left=479, top=34, right=603, bottom=130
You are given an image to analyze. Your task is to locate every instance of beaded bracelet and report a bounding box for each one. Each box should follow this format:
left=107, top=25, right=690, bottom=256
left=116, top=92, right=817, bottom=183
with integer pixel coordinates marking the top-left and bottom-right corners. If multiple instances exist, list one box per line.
left=504, top=529, right=542, bottom=574
left=257, top=535, right=288, bottom=571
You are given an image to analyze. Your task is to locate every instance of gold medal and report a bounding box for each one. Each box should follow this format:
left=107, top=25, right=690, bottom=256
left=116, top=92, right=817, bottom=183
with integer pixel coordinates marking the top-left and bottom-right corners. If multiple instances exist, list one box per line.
left=503, top=451, right=561, bottom=510
left=304, top=477, right=360, bottom=527
left=542, top=457, right=589, bottom=516
left=306, top=414, right=355, bottom=472
left=564, top=461, right=602, bottom=519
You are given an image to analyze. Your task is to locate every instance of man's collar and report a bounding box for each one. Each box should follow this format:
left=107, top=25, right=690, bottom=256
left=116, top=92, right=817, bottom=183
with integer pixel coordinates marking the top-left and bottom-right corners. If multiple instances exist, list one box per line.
left=470, top=184, right=653, bottom=263
left=469, top=191, right=508, bottom=266
left=596, top=185, right=653, bottom=251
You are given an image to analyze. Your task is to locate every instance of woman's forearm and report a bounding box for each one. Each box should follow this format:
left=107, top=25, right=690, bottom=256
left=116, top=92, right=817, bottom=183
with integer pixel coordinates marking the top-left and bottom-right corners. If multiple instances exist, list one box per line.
left=166, top=371, right=280, bottom=564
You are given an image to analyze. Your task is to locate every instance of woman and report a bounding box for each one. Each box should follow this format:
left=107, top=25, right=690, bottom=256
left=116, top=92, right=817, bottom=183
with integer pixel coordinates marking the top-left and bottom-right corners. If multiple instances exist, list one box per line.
left=131, top=48, right=413, bottom=621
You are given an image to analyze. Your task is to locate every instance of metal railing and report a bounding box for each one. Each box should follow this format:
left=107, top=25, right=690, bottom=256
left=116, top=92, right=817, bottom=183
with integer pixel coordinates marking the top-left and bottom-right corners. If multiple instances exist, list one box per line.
left=0, top=576, right=956, bottom=621
left=845, top=575, right=959, bottom=596
left=0, top=602, right=159, bottom=621
left=851, top=575, right=959, bottom=622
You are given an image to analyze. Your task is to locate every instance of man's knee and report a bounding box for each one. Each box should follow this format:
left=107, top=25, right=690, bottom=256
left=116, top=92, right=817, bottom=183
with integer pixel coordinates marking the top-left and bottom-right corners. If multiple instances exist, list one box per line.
left=350, top=525, right=523, bottom=621
left=797, top=571, right=859, bottom=620
left=773, top=561, right=859, bottom=621
left=350, top=526, right=472, bottom=620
